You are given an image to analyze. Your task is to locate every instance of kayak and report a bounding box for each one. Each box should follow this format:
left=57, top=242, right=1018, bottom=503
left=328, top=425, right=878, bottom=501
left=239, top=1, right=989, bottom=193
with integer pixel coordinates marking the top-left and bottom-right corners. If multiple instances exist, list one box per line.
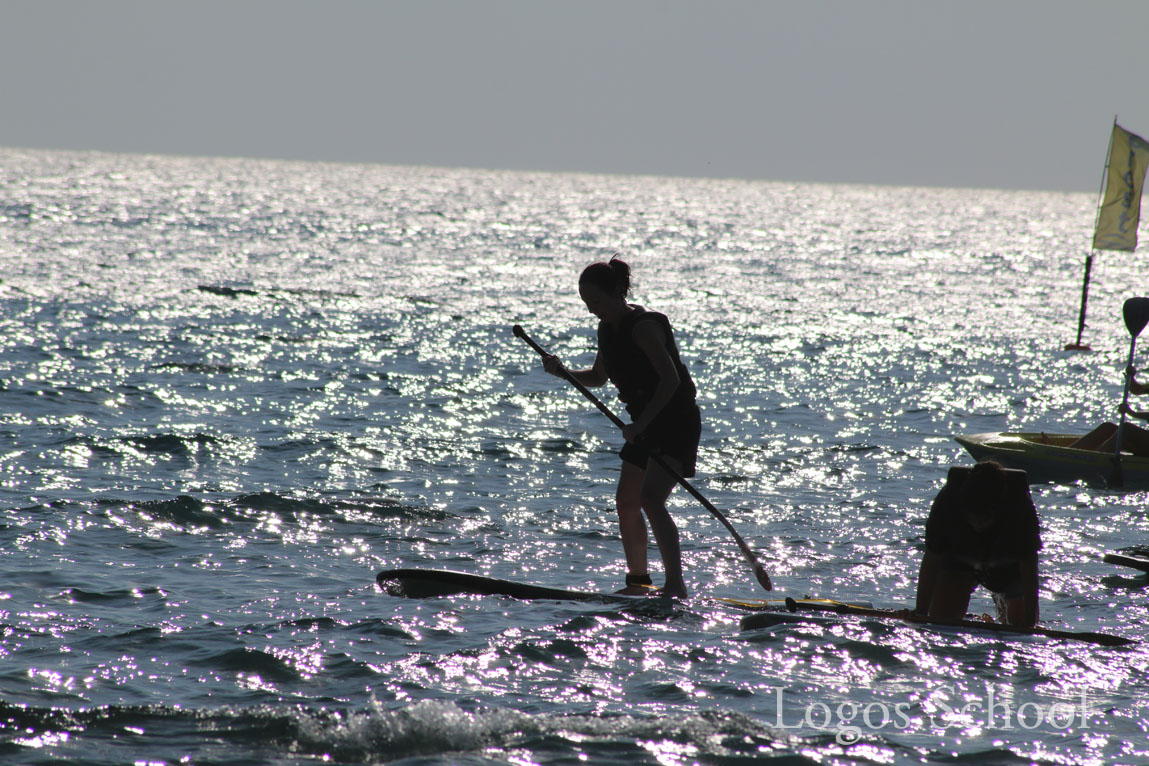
left=954, top=431, right=1149, bottom=488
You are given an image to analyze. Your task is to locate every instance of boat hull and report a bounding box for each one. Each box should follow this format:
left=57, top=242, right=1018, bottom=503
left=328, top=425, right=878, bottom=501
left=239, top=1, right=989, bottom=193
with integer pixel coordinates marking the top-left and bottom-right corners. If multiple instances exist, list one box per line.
left=955, top=432, right=1149, bottom=488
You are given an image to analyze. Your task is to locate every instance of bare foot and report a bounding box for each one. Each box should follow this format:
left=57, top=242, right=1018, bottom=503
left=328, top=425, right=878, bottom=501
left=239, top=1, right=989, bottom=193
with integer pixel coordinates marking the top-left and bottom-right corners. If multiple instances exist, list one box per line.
left=658, top=585, right=688, bottom=599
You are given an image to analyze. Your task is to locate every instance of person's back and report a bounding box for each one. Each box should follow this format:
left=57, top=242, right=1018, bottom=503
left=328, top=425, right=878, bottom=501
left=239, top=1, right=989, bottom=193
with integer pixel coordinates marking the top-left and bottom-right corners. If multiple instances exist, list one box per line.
left=914, top=461, right=1041, bottom=627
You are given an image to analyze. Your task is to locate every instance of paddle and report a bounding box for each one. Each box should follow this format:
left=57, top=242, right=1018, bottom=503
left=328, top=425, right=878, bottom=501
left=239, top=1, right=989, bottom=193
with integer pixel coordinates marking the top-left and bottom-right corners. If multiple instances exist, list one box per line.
left=1109, top=297, right=1149, bottom=487
left=513, top=324, right=772, bottom=592
left=783, top=597, right=1134, bottom=647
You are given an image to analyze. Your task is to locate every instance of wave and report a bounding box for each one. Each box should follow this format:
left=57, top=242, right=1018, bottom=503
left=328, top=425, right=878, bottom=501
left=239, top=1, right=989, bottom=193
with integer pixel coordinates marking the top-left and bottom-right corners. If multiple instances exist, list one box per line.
left=95, top=494, right=230, bottom=529
left=63, top=586, right=167, bottom=606
left=147, top=361, right=239, bottom=374
left=191, top=647, right=301, bottom=683
left=295, top=700, right=825, bottom=764
left=229, top=491, right=450, bottom=523
left=72, top=491, right=451, bottom=532
left=197, top=284, right=259, bottom=298
left=195, top=283, right=361, bottom=301
left=121, top=433, right=220, bottom=455
left=0, top=698, right=813, bottom=765
left=20, top=432, right=226, bottom=463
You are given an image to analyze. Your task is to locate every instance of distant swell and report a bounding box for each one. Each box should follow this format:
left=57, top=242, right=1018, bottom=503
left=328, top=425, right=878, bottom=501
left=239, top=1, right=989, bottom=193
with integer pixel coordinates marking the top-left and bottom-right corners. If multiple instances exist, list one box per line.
left=122, top=433, right=219, bottom=455
left=193, top=647, right=301, bottom=682
left=96, top=495, right=228, bottom=528
left=197, top=284, right=259, bottom=298
left=85, top=492, right=448, bottom=529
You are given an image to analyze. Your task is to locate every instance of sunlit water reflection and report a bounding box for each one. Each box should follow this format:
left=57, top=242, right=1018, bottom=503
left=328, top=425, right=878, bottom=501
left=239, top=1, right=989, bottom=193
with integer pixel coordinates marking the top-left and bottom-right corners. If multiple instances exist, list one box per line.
left=0, top=148, right=1146, bottom=764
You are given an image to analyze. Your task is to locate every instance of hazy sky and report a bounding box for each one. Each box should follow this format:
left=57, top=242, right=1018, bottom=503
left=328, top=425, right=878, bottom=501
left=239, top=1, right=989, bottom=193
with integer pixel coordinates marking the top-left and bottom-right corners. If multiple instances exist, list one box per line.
left=4, top=1, right=1149, bottom=192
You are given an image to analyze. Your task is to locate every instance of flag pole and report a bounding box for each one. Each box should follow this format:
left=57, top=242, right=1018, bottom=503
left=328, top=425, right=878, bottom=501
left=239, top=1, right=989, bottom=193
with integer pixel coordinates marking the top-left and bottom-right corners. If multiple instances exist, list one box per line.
left=1066, top=254, right=1094, bottom=351
left=1066, top=116, right=1117, bottom=352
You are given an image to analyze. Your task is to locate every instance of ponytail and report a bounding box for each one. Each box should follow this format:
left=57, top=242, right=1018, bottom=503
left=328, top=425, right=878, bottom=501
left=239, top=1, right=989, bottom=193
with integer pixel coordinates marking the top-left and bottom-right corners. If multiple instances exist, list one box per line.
left=579, top=254, right=632, bottom=298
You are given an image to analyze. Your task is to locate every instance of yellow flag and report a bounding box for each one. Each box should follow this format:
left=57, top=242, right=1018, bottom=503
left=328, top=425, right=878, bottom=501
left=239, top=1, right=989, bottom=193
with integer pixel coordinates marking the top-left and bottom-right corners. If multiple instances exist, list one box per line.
left=1094, top=124, right=1149, bottom=252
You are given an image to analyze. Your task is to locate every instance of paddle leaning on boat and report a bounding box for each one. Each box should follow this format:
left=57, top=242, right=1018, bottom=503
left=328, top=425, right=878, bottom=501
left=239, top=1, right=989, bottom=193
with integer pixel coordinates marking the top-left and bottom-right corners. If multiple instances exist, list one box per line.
left=958, top=296, right=1149, bottom=489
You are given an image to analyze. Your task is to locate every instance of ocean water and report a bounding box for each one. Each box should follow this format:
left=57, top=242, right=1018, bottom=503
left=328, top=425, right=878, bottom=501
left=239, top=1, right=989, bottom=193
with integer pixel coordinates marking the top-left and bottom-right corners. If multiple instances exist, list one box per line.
left=1, top=147, right=1146, bottom=765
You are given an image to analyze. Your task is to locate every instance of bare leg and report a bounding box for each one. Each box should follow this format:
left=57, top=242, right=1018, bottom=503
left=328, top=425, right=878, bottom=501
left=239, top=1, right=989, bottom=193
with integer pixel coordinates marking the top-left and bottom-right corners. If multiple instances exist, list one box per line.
left=639, top=456, right=688, bottom=598
left=614, top=462, right=650, bottom=594
left=993, top=593, right=1036, bottom=628
left=926, top=569, right=977, bottom=621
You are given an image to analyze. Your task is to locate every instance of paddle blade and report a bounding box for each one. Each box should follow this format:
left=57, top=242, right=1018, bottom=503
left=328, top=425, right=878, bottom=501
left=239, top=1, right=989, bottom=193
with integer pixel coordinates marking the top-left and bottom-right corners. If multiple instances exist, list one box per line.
left=754, top=564, right=773, bottom=592
left=1123, top=297, right=1149, bottom=338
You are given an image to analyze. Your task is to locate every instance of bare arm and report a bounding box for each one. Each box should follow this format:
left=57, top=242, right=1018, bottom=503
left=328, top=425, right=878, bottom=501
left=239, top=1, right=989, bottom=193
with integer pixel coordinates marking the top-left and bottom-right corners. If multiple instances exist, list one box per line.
left=1012, top=554, right=1039, bottom=628
left=543, top=351, right=609, bottom=388
left=1130, top=369, right=1149, bottom=396
left=1126, top=406, right=1149, bottom=421
left=914, top=548, right=941, bottom=615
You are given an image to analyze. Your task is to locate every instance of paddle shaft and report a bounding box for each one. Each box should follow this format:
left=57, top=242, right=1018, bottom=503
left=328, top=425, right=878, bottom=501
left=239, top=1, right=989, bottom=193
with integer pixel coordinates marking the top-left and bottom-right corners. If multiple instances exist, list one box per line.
left=784, top=597, right=1133, bottom=647
left=1110, top=297, right=1149, bottom=487
left=1110, top=338, right=1137, bottom=487
left=513, top=324, right=772, bottom=592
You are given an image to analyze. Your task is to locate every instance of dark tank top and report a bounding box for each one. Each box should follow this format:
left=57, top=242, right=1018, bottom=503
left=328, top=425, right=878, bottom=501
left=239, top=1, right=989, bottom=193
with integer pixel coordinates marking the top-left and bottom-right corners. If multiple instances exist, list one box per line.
left=597, top=307, right=696, bottom=418
left=926, top=466, right=1042, bottom=569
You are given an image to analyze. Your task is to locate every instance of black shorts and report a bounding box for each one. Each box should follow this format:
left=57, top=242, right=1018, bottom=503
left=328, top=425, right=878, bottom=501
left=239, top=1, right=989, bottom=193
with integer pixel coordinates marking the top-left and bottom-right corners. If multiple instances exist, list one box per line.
left=619, top=401, right=702, bottom=478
